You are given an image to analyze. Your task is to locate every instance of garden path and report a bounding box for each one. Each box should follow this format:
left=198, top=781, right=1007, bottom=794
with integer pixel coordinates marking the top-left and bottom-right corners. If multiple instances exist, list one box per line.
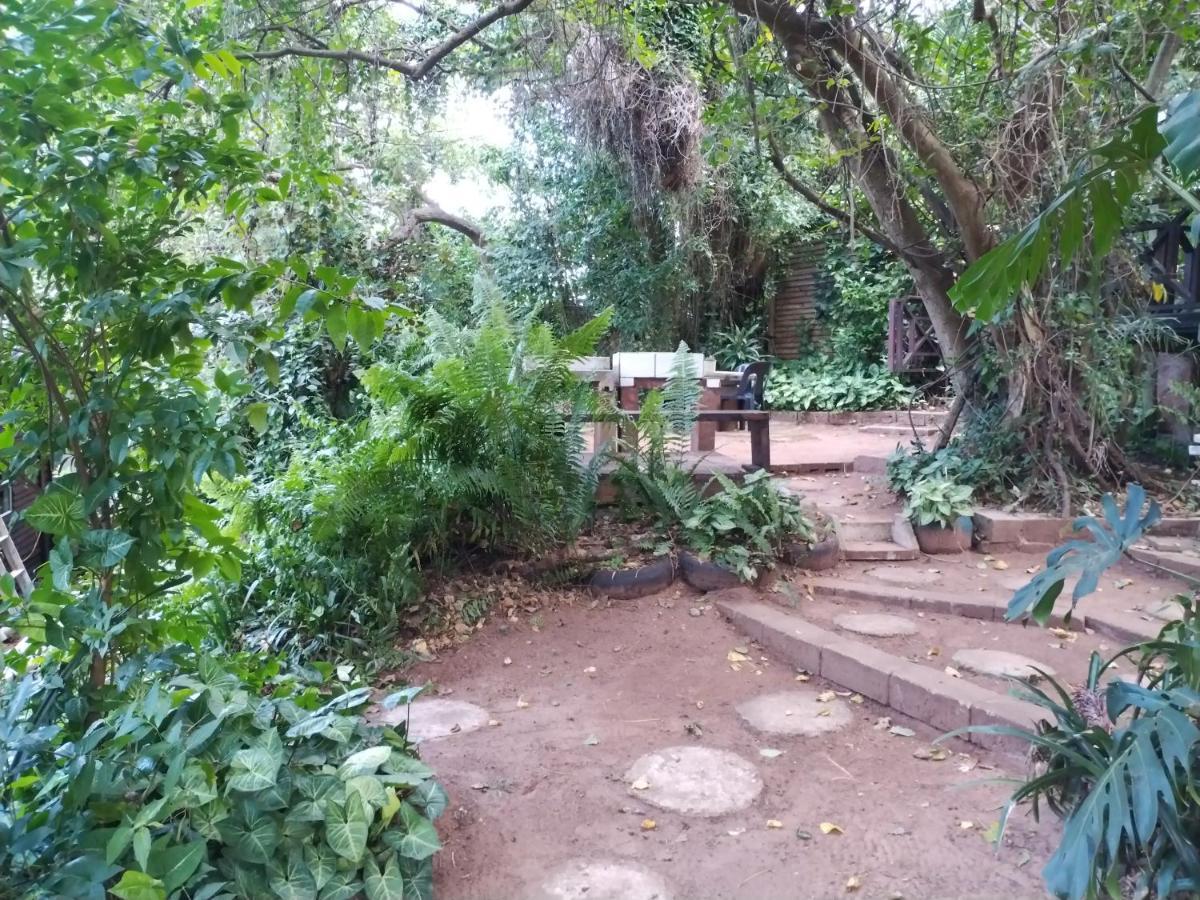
left=401, top=581, right=1056, bottom=899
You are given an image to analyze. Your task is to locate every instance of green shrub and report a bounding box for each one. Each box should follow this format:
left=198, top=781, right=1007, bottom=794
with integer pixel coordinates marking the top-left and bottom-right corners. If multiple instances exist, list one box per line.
left=903, top=477, right=973, bottom=527
left=682, top=470, right=816, bottom=580
left=216, top=306, right=611, bottom=659
left=707, top=321, right=765, bottom=370
left=971, top=486, right=1200, bottom=899
left=765, top=360, right=911, bottom=411
left=0, top=648, right=443, bottom=900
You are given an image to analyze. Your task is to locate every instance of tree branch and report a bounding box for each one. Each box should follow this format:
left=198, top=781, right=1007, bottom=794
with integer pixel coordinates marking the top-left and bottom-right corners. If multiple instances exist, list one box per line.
left=393, top=197, right=487, bottom=246
left=239, top=0, right=534, bottom=80
left=766, top=136, right=901, bottom=256
left=1145, top=31, right=1181, bottom=100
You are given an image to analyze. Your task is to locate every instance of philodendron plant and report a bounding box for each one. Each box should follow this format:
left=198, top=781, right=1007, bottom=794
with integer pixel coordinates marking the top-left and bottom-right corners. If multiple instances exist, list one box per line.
left=904, top=477, right=974, bottom=528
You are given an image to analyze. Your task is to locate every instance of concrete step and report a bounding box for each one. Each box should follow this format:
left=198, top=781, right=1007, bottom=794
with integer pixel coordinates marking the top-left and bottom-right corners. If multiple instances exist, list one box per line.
left=802, top=578, right=1160, bottom=645
left=835, top=514, right=918, bottom=561
left=712, top=589, right=1043, bottom=752
left=842, top=541, right=919, bottom=561
left=858, top=424, right=942, bottom=436
left=1129, top=546, right=1200, bottom=580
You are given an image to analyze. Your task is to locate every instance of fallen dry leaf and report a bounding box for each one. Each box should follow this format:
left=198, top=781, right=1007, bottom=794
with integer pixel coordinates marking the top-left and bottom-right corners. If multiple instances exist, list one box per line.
left=766, top=819, right=783, bottom=829
left=845, top=875, right=862, bottom=892
left=944, top=666, right=962, bottom=678
left=516, top=697, right=530, bottom=709
left=817, top=690, right=837, bottom=702
left=889, top=725, right=916, bottom=738
left=727, top=650, right=749, bottom=663
left=631, top=777, right=650, bottom=791
left=926, top=646, right=941, bottom=658
left=913, top=747, right=949, bottom=762
left=991, top=560, right=1010, bottom=570
left=816, top=708, right=832, bottom=718
left=959, top=820, right=975, bottom=830
left=873, top=716, right=892, bottom=730
left=795, top=672, right=811, bottom=682
left=819, top=822, right=844, bottom=835
left=641, top=819, right=657, bottom=831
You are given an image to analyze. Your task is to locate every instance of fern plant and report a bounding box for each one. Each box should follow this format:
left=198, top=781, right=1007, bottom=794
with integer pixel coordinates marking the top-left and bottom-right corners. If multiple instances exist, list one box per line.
left=965, top=485, right=1200, bottom=899
left=683, top=471, right=815, bottom=580
left=213, top=306, right=613, bottom=659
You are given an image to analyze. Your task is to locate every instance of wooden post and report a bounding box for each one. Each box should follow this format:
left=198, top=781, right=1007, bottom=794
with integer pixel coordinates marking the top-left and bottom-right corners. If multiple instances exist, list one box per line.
left=748, top=417, right=771, bottom=470
left=693, top=379, right=720, bottom=452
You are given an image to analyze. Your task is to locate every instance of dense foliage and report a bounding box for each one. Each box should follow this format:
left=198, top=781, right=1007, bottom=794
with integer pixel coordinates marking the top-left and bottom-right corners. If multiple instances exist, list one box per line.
left=766, top=361, right=911, bottom=412
left=214, top=307, right=609, bottom=661
left=975, top=487, right=1200, bottom=899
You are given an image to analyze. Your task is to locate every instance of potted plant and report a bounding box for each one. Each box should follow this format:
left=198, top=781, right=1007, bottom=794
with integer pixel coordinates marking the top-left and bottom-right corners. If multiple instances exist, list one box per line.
left=781, top=510, right=840, bottom=571
left=905, top=477, right=974, bottom=554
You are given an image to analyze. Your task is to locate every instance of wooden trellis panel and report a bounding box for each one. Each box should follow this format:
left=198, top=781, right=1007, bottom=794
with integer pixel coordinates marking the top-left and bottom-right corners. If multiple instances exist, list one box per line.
left=887, top=295, right=941, bottom=374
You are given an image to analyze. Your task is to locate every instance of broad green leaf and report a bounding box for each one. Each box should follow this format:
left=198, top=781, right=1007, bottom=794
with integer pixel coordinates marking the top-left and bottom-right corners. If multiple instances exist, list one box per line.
left=268, top=851, right=318, bottom=900
left=110, top=870, right=166, bottom=900
left=394, top=802, right=441, bottom=861
left=80, top=529, right=135, bottom=568
left=246, top=402, right=270, bottom=434
left=325, top=799, right=368, bottom=862
left=304, top=845, right=339, bottom=891
left=133, top=827, right=151, bottom=871
left=346, top=774, right=387, bottom=809
left=364, top=855, right=405, bottom=900
left=228, top=747, right=279, bottom=792
left=1162, top=91, right=1200, bottom=179
left=24, top=485, right=86, bottom=537
left=318, top=875, right=362, bottom=900
left=149, top=840, right=206, bottom=893
left=338, top=745, right=391, bottom=779
left=222, top=808, right=280, bottom=863
left=326, top=305, right=348, bottom=351
left=406, top=780, right=448, bottom=821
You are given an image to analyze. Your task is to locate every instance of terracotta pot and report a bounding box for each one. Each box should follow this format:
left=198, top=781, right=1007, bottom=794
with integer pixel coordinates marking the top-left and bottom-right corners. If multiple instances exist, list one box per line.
left=678, top=550, right=743, bottom=591
left=913, top=516, right=973, bottom=554
left=589, top=556, right=675, bottom=599
left=782, top=534, right=841, bottom=570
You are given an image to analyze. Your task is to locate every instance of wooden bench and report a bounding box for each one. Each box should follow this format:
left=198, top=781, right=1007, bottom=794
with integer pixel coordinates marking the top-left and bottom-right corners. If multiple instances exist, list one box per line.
left=589, top=409, right=771, bottom=471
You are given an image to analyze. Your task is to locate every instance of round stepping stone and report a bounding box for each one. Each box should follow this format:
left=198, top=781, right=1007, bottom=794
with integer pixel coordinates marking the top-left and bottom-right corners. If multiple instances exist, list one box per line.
left=951, top=649, right=1055, bottom=681
left=736, top=690, right=852, bottom=736
left=372, top=699, right=489, bottom=742
left=625, top=746, right=762, bottom=816
left=834, top=613, right=918, bottom=637
left=539, top=861, right=672, bottom=900
left=864, top=566, right=941, bottom=586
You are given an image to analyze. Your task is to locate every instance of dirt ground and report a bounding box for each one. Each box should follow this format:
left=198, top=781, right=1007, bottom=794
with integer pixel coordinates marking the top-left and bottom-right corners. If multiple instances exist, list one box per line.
left=407, top=587, right=1057, bottom=900
left=399, top=426, right=1193, bottom=899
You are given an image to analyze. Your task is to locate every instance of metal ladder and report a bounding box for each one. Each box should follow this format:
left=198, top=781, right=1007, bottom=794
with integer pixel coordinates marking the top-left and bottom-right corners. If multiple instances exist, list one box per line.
left=0, top=515, right=33, bottom=597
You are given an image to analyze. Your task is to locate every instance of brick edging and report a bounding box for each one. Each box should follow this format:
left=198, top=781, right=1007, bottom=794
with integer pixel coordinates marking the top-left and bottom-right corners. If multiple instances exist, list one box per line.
left=713, top=591, right=1047, bottom=753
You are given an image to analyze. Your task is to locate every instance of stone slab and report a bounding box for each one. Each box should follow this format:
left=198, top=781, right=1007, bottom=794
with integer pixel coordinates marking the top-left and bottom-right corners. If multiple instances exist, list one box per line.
left=736, top=690, right=852, bottom=736
left=951, top=649, right=1056, bottom=681
left=374, top=699, right=490, bottom=742
left=834, top=613, right=918, bottom=637
left=539, top=861, right=673, bottom=900
left=625, top=746, right=762, bottom=817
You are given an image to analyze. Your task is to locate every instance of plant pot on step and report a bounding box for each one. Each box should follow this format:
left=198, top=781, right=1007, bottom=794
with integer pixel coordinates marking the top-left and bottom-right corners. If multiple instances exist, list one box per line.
left=679, top=550, right=743, bottom=592
left=782, top=533, right=841, bottom=570
left=913, top=516, right=973, bottom=554
left=589, top=556, right=676, bottom=599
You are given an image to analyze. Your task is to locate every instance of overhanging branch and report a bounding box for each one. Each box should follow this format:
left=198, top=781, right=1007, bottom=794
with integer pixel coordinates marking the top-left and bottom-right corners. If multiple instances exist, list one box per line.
left=240, top=0, right=534, bottom=81
left=766, top=136, right=901, bottom=257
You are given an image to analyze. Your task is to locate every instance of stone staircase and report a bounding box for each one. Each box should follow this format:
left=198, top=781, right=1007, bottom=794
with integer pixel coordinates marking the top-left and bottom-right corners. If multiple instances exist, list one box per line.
left=712, top=588, right=1040, bottom=752
left=835, top=513, right=919, bottom=561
